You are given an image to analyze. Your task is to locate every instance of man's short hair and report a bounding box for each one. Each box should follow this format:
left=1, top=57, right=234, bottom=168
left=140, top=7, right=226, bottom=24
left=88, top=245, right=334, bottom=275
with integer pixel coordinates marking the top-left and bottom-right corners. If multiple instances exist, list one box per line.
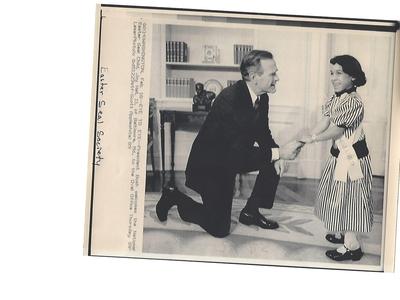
left=240, top=50, right=274, bottom=81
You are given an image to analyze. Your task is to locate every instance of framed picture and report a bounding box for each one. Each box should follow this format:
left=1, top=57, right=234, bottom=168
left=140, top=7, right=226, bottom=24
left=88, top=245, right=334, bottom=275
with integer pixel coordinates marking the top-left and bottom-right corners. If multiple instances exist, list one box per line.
left=202, top=45, right=220, bottom=63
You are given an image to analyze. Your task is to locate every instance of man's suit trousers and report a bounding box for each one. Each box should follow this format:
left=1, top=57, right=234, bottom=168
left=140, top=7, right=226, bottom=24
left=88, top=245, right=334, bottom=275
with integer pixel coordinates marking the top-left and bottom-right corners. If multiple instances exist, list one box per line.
left=176, top=162, right=280, bottom=238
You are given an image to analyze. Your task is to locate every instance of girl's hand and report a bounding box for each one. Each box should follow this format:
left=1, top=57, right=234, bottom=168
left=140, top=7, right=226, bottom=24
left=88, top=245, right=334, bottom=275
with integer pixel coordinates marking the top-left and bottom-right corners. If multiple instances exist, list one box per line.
left=299, top=135, right=313, bottom=144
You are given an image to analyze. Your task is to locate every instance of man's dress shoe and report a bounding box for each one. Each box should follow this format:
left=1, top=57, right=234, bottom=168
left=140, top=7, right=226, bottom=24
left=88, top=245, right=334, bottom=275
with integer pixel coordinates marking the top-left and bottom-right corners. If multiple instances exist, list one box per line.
left=156, top=186, right=179, bottom=222
left=325, top=246, right=363, bottom=261
left=325, top=233, right=345, bottom=244
left=239, top=210, right=279, bottom=229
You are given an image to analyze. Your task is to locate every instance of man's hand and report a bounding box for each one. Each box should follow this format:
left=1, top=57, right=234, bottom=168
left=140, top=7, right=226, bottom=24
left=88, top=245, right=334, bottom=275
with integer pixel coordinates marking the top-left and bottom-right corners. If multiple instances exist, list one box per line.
left=274, top=159, right=287, bottom=176
left=278, top=141, right=304, bottom=160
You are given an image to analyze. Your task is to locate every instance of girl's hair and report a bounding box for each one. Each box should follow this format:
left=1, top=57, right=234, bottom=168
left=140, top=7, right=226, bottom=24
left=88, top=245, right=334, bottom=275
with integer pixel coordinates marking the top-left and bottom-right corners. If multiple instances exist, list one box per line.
left=330, top=55, right=366, bottom=87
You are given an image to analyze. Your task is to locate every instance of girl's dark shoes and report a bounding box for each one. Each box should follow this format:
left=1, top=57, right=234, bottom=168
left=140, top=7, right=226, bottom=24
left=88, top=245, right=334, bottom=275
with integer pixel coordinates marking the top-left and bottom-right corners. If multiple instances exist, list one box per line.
left=325, top=233, right=344, bottom=244
left=326, top=246, right=363, bottom=261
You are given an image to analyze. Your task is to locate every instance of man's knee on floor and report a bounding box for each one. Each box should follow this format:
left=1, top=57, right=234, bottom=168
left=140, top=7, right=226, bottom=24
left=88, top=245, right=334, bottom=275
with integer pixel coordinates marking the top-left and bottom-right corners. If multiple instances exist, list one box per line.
left=206, top=218, right=231, bottom=238
left=208, top=227, right=230, bottom=238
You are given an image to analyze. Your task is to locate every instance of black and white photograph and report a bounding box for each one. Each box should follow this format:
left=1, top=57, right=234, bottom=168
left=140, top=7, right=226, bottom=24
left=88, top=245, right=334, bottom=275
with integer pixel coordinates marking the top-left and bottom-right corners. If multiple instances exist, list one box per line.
left=82, top=4, right=400, bottom=273
left=139, top=10, right=398, bottom=271
left=3, top=1, right=400, bottom=300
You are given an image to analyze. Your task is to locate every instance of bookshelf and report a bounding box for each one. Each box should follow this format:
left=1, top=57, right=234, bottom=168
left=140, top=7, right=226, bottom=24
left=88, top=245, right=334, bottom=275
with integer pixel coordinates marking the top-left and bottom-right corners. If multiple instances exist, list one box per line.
left=166, top=62, right=240, bottom=72
left=160, top=24, right=255, bottom=101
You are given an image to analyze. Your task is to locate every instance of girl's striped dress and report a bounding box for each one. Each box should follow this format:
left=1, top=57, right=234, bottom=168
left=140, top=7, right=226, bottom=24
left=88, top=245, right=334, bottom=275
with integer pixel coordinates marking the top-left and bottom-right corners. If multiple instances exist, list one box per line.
left=315, top=91, right=373, bottom=232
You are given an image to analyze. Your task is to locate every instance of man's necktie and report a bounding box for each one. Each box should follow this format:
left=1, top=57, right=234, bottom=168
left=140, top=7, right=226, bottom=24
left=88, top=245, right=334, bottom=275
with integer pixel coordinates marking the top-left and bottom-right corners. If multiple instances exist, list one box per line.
left=254, top=96, right=260, bottom=110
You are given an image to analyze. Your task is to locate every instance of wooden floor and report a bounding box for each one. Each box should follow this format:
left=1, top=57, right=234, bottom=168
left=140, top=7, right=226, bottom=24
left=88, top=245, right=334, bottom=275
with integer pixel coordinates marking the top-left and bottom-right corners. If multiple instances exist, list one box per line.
left=146, top=171, right=384, bottom=215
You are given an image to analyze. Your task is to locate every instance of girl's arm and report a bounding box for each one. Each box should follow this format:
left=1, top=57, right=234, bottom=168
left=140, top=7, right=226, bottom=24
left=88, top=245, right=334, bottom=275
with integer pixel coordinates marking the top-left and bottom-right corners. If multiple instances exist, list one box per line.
left=310, top=116, right=330, bottom=135
left=312, top=123, right=345, bottom=142
left=301, top=116, right=345, bottom=143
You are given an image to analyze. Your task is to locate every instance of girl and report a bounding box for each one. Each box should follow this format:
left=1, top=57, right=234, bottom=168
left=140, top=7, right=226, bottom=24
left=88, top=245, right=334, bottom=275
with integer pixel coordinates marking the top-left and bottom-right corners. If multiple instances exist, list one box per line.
left=301, top=55, right=372, bottom=261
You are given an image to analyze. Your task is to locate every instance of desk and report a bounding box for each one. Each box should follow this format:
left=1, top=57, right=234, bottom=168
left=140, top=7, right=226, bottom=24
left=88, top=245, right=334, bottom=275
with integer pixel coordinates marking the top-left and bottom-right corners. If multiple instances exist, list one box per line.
left=159, top=110, right=208, bottom=187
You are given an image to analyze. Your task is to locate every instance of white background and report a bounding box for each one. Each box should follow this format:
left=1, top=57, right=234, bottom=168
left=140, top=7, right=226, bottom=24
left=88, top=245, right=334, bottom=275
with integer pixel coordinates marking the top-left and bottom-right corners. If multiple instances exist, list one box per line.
left=0, top=0, right=399, bottom=299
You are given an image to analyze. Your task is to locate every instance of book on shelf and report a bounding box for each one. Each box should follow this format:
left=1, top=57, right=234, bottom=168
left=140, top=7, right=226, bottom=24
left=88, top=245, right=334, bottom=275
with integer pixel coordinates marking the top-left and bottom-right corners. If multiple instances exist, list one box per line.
left=166, top=41, right=188, bottom=63
left=166, top=77, right=195, bottom=98
left=233, top=44, right=254, bottom=64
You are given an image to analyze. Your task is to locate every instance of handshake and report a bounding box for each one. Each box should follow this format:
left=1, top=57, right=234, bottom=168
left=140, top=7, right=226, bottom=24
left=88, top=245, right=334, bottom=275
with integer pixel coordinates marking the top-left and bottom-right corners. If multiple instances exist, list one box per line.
left=273, top=132, right=315, bottom=176
left=273, top=140, right=306, bottom=176
left=278, top=140, right=306, bottom=160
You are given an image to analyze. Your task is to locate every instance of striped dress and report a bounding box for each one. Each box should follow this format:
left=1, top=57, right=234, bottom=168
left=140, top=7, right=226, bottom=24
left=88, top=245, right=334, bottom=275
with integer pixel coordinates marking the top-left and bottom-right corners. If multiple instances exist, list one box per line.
left=314, top=91, right=373, bottom=232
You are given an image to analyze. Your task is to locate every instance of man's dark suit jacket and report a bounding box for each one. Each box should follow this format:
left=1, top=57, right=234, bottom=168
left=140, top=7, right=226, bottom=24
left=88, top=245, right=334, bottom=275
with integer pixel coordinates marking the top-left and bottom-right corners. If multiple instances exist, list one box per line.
left=185, top=79, right=278, bottom=195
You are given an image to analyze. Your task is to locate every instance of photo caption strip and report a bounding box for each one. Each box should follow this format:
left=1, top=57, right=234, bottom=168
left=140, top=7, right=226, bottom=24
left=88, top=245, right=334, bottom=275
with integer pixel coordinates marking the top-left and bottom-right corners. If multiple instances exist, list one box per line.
left=127, top=20, right=149, bottom=252
left=87, top=8, right=152, bottom=256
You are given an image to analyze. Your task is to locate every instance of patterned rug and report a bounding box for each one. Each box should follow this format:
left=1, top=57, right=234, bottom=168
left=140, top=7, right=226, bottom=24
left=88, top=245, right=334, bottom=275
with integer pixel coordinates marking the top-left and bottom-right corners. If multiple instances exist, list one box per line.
left=143, top=192, right=382, bottom=266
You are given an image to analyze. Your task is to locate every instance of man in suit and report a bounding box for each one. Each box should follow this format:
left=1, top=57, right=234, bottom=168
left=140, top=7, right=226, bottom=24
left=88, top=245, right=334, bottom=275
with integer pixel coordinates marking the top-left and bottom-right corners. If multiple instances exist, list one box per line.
left=156, top=50, right=302, bottom=238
